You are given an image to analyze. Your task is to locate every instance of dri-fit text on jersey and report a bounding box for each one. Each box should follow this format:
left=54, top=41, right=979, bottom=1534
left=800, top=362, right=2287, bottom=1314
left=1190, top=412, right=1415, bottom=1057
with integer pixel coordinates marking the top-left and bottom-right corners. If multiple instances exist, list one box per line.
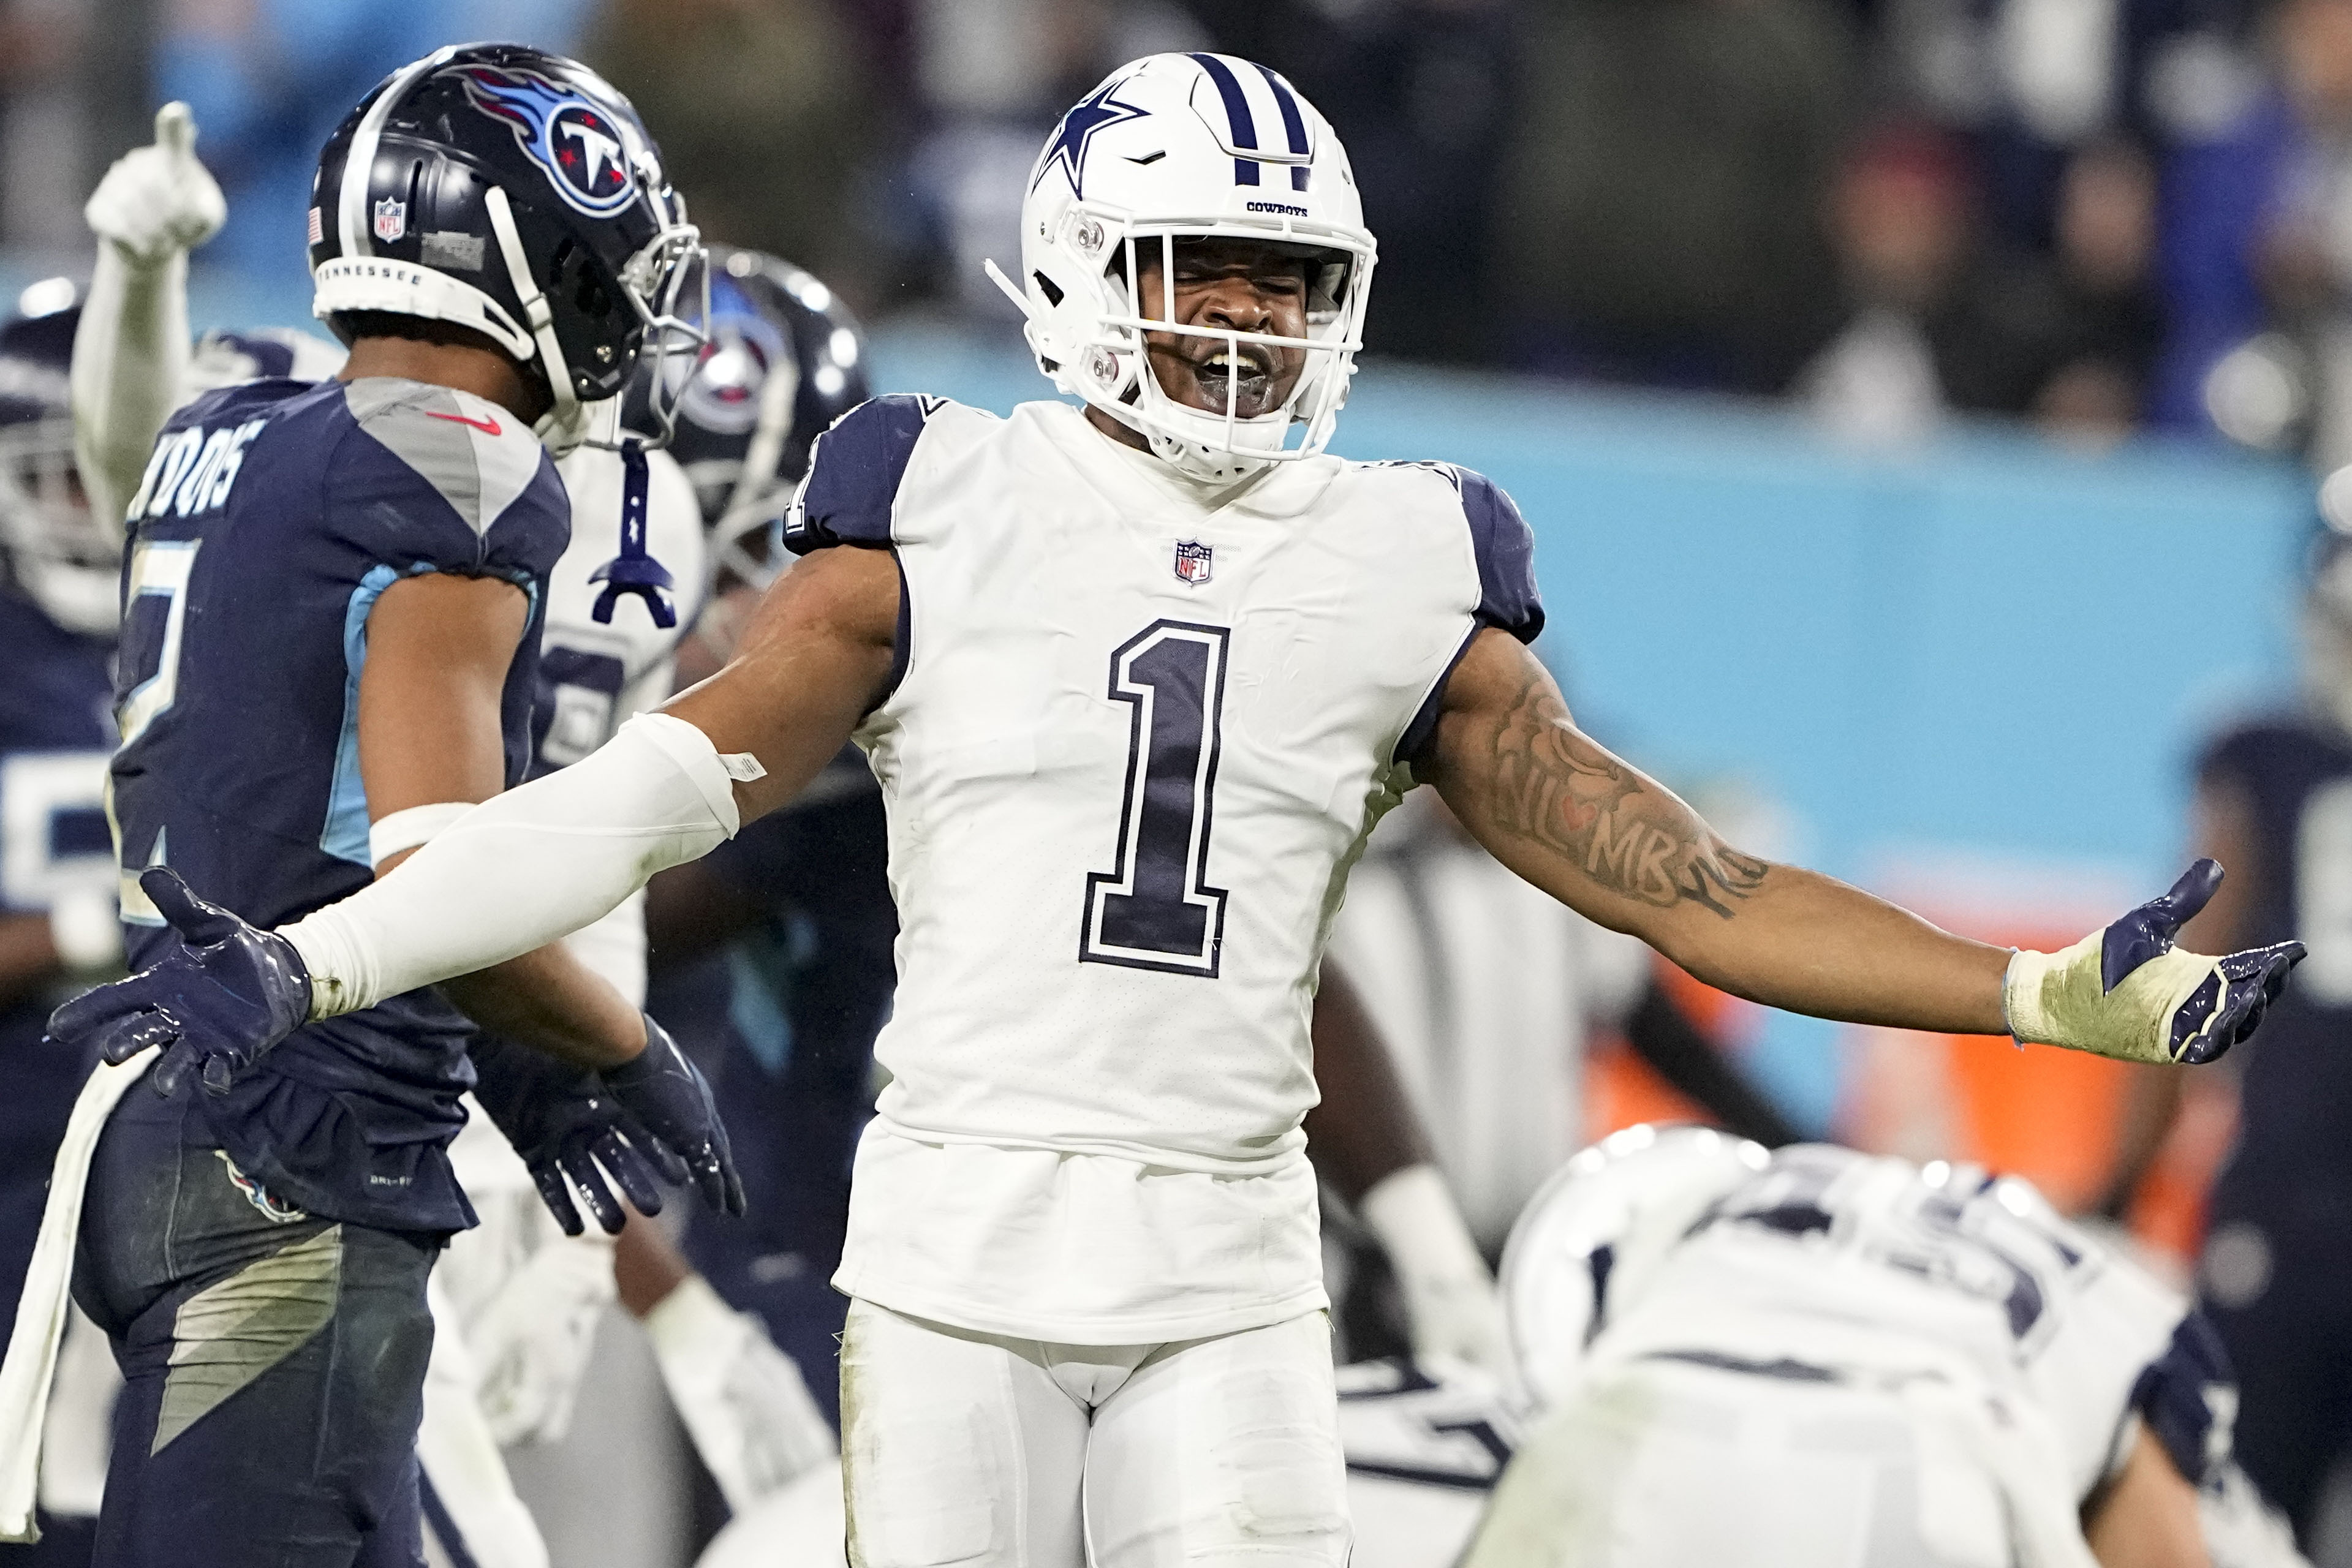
left=129, top=418, right=268, bottom=521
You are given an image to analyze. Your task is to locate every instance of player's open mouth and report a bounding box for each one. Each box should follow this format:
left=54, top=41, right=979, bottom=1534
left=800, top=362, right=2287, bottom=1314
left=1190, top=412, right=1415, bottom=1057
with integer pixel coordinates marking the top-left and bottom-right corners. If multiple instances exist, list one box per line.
left=1188, top=345, right=1278, bottom=415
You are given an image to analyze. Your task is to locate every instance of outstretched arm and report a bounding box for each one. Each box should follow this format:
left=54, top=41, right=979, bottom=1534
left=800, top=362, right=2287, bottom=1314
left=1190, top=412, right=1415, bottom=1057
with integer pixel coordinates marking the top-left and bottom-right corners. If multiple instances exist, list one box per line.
left=1424, top=629, right=2011, bottom=1032
left=1425, top=630, right=2298, bottom=1063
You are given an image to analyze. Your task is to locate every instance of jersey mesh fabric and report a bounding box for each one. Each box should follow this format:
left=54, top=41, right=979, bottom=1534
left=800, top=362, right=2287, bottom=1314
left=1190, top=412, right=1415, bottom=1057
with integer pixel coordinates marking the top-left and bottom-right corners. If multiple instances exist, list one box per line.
left=108, top=375, right=566, bottom=1232
left=792, top=396, right=1541, bottom=1339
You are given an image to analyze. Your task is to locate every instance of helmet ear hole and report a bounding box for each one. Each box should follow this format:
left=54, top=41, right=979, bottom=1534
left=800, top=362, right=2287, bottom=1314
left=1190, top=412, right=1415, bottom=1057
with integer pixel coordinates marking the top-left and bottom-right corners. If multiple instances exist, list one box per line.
left=1032, top=271, right=1065, bottom=309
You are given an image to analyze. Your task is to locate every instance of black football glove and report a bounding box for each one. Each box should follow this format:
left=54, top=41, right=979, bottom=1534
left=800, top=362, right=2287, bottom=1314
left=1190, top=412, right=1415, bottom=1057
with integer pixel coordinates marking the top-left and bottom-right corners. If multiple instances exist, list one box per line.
left=599, top=1015, right=745, bottom=1218
left=469, top=1033, right=690, bottom=1235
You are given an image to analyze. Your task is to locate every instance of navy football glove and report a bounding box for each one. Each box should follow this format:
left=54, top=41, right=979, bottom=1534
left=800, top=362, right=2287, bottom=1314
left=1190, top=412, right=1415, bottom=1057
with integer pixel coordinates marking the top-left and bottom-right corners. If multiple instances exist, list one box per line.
left=2005, top=860, right=2304, bottom=1065
left=600, top=1016, right=745, bottom=1218
left=48, top=867, right=311, bottom=1096
left=469, top=1035, right=689, bottom=1236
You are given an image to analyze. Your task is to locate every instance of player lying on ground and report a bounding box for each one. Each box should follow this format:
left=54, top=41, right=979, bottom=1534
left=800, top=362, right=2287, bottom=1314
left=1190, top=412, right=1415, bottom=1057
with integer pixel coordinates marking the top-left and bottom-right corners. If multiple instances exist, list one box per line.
left=50, top=50, right=2302, bottom=1568
left=1466, top=1127, right=2306, bottom=1568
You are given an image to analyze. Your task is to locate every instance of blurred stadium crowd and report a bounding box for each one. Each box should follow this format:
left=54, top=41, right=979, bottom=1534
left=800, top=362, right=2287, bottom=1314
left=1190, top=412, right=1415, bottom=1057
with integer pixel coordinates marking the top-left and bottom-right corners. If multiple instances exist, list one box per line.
left=13, top=0, right=2352, bottom=457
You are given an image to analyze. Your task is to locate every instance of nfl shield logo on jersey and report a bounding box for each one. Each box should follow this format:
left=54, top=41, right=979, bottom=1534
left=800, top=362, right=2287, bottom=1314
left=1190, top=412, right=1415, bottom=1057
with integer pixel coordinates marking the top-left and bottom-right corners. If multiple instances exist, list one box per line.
left=372, top=197, right=407, bottom=243
left=1173, top=540, right=1212, bottom=586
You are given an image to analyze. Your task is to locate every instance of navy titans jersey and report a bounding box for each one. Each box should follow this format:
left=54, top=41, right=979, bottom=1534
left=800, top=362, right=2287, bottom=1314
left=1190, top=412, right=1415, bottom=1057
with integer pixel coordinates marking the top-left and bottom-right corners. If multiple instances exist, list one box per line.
left=2201, top=716, right=2352, bottom=1180
left=108, top=375, right=566, bottom=1232
left=0, top=584, right=115, bottom=1344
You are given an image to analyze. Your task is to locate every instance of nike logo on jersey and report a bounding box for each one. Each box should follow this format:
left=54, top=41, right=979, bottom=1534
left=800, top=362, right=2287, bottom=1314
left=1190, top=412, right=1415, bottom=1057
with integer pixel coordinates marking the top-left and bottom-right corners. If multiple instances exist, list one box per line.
left=428, top=410, right=503, bottom=435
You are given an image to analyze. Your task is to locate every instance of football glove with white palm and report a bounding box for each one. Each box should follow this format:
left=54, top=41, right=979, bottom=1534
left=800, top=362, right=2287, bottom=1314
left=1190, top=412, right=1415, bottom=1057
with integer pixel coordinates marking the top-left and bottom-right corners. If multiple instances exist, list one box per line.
left=2004, top=860, right=2303, bottom=1065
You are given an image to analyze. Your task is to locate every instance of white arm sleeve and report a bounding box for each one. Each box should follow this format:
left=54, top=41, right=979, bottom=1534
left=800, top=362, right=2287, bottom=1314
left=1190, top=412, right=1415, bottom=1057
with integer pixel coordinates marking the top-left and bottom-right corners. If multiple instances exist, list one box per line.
left=281, top=713, right=751, bottom=1018
left=69, top=243, right=192, bottom=532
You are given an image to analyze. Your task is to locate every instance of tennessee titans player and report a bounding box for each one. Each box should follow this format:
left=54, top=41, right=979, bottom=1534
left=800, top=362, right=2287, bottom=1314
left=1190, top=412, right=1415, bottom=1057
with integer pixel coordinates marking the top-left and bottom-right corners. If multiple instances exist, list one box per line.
left=1, top=47, right=739, bottom=1567
left=0, top=295, right=123, bottom=1567
left=47, top=53, right=2303, bottom=1567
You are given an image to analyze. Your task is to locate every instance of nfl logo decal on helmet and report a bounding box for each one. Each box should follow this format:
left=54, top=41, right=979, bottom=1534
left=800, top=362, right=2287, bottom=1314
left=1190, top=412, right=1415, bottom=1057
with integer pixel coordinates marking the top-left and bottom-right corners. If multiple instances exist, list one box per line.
left=371, top=197, right=406, bottom=243
left=1173, top=539, right=1212, bottom=586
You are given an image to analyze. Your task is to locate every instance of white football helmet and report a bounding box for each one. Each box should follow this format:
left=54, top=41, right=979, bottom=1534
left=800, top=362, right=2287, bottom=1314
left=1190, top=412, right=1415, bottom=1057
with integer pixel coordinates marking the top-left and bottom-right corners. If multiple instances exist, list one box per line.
left=1497, top=1124, right=1769, bottom=1410
left=987, top=52, right=1377, bottom=484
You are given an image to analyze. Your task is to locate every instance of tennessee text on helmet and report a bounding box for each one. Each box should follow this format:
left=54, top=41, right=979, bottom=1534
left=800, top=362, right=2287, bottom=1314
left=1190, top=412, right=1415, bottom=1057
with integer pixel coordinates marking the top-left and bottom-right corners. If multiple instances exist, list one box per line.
left=627, top=246, right=869, bottom=590
left=307, top=43, right=707, bottom=456
left=0, top=288, right=119, bottom=636
left=986, top=52, right=1378, bottom=485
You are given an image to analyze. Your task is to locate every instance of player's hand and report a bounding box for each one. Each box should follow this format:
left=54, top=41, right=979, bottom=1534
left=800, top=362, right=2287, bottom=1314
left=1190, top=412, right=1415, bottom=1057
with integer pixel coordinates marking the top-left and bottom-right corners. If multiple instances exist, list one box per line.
left=47, top=867, right=310, bottom=1097
left=84, top=102, right=227, bottom=266
left=646, top=1276, right=838, bottom=1507
left=1359, top=1163, right=1508, bottom=1371
left=468, top=1034, right=685, bottom=1235
left=468, top=1229, right=616, bottom=1446
left=599, top=1016, right=746, bottom=1218
left=2004, top=859, right=2303, bottom=1065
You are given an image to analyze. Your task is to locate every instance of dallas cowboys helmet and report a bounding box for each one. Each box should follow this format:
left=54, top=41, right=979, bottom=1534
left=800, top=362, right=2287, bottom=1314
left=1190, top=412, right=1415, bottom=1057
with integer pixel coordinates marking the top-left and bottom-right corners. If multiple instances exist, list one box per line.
left=1497, top=1125, right=1768, bottom=1410
left=0, top=287, right=119, bottom=636
left=309, top=43, right=705, bottom=455
left=635, top=246, right=868, bottom=589
left=989, top=53, right=1377, bottom=484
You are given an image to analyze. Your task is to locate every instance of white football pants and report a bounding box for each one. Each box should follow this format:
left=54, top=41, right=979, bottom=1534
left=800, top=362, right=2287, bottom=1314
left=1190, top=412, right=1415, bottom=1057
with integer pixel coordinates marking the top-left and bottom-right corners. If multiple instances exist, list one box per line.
left=839, top=1300, right=1349, bottom=1568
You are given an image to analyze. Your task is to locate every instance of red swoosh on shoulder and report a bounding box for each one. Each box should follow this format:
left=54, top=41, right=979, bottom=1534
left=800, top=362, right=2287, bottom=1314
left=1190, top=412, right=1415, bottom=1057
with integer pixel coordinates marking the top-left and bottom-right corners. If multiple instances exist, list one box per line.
left=426, top=410, right=502, bottom=436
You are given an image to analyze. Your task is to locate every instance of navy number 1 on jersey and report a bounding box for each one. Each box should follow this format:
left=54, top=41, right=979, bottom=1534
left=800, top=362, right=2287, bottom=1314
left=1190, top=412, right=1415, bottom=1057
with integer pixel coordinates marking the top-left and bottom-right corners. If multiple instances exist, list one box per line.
left=1081, top=620, right=1231, bottom=976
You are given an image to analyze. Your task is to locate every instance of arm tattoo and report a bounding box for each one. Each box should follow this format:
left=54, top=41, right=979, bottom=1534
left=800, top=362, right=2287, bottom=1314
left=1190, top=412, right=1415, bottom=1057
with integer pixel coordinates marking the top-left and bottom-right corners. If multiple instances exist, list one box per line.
left=1480, top=673, right=1769, bottom=919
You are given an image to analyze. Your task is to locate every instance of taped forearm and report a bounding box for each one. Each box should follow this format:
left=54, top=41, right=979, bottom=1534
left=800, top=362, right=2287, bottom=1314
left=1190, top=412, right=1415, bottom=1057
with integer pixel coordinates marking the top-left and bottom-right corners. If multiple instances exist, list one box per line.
left=282, top=714, right=752, bottom=1018
left=70, top=244, right=192, bottom=529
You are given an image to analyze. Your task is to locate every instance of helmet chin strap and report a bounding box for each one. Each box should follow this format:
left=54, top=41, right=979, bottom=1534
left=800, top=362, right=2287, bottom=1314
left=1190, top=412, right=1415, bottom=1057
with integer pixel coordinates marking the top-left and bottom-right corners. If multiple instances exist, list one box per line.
left=483, top=186, right=588, bottom=456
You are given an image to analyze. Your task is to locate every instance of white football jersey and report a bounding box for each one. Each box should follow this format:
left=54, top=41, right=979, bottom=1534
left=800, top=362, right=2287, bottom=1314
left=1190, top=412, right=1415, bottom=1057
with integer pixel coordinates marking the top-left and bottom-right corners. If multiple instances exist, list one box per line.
left=785, top=394, right=1543, bottom=1341
left=1589, top=1146, right=2211, bottom=1503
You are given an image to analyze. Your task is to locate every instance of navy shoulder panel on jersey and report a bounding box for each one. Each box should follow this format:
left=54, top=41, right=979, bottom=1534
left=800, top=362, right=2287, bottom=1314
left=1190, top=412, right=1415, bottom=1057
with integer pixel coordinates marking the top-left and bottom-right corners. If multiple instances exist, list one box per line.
left=1455, top=467, right=1545, bottom=644
left=782, top=394, right=943, bottom=554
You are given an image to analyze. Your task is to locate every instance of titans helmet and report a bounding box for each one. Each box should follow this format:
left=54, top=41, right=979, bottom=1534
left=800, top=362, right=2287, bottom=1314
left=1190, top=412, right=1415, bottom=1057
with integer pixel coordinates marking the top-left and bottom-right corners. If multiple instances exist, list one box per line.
left=308, top=43, right=705, bottom=455
left=1498, top=1124, right=1769, bottom=1410
left=0, top=288, right=118, bottom=636
left=991, top=53, right=1377, bottom=484
left=632, top=247, right=868, bottom=589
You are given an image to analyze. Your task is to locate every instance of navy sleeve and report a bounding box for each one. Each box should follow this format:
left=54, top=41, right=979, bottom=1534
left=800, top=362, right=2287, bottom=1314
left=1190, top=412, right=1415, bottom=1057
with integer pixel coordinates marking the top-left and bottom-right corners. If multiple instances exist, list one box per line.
left=1394, top=468, right=1546, bottom=767
left=782, top=394, right=939, bottom=554
left=2131, top=1310, right=2233, bottom=1485
left=1459, top=468, right=1545, bottom=644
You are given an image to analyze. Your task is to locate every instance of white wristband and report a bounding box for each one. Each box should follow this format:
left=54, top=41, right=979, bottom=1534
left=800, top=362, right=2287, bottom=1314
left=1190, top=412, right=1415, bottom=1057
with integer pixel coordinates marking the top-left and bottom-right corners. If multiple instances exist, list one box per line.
left=47, top=886, right=123, bottom=974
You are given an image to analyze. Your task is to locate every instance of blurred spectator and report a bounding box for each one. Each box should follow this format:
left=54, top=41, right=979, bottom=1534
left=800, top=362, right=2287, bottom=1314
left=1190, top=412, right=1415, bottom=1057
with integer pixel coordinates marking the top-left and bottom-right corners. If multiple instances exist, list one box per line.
left=1491, top=0, right=1855, bottom=392
left=0, top=0, right=99, bottom=253
left=1794, top=122, right=2079, bottom=442
left=2037, top=135, right=2166, bottom=437
left=583, top=0, right=877, bottom=309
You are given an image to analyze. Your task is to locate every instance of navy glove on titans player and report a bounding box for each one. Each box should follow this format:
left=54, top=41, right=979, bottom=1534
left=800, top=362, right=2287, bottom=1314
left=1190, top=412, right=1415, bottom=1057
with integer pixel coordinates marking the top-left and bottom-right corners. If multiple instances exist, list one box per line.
left=50, top=866, right=746, bottom=1217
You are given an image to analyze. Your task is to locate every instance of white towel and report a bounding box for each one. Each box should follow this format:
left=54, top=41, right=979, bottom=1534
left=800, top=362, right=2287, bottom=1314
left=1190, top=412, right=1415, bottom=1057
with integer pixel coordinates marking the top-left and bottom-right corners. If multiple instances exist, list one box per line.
left=0, top=1049, right=155, bottom=1544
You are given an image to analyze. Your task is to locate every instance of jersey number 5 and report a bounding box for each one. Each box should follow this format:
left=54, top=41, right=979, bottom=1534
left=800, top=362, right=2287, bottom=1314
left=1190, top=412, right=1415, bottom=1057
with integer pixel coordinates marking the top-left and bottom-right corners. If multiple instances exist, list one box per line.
left=1081, top=621, right=1230, bottom=977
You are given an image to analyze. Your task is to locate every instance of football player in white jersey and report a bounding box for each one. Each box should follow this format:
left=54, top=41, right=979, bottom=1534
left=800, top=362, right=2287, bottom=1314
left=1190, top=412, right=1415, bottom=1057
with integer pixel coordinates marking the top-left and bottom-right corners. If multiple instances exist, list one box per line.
left=51, top=52, right=2303, bottom=1568
left=1470, top=1127, right=2307, bottom=1568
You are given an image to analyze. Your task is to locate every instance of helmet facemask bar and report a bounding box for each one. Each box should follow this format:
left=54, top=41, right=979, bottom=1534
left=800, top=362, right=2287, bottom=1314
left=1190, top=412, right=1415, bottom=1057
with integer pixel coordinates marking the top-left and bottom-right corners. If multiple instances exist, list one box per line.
left=1089, top=214, right=1373, bottom=472
left=0, top=413, right=119, bottom=633
left=613, top=217, right=711, bottom=450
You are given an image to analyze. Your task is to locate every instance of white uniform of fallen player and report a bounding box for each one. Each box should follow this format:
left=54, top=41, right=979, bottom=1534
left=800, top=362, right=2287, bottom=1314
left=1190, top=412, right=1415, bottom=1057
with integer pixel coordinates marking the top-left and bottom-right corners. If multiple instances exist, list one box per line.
left=1474, top=1130, right=2308, bottom=1568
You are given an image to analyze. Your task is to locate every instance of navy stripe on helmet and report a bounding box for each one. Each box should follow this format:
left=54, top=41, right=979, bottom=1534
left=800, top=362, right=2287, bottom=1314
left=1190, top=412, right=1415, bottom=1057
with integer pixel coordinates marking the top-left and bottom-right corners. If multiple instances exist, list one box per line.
left=1254, top=64, right=1312, bottom=192
left=1189, top=53, right=1261, bottom=187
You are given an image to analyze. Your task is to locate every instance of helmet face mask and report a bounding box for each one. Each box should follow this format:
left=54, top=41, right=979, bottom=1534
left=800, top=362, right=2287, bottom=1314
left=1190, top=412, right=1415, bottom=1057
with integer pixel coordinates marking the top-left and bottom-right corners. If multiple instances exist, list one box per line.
left=992, top=53, right=1378, bottom=484
left=0, top=300, right=118, bottom=636
left=308, top=44, right=708, bottom=456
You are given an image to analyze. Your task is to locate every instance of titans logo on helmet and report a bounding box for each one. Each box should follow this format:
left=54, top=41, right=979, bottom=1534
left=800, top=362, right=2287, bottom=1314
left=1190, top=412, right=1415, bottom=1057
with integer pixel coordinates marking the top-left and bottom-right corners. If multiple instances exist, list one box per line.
left=675, top=282, right=793, bottom=438
left=459, top=66, right=640, bottom=217
left=1030, top=77, right=1151, bottom=200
